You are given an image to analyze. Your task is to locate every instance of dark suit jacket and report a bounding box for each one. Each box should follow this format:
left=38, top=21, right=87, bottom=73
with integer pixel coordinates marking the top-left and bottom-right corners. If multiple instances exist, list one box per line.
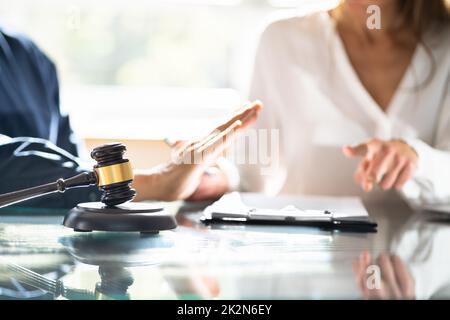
left=0, top=29, right=100, bottom=208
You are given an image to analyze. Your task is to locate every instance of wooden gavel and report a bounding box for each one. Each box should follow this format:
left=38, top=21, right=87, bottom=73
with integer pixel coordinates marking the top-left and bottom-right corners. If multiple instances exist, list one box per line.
left=0, top=143, right=136, bottom=209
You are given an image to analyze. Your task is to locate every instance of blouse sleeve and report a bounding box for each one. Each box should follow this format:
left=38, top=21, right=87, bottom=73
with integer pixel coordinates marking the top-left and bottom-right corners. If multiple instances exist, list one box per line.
left=401, top=77, right=450, bottom=206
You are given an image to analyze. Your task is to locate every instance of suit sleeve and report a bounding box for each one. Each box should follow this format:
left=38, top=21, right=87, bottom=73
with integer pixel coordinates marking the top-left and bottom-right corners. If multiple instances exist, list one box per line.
left=0, top=135, right=100, bottom=209
left=42, top=54, right=81, bottom=157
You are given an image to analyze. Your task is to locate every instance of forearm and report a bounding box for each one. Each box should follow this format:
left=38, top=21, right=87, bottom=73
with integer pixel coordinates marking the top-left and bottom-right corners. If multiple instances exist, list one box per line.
left=131, top=172, right=156, bottom=202
left=131, top=164, right=182, bottom=202
left=132, top=162, right=232, bottom=203
left=132, top=162, right=219, bottom=202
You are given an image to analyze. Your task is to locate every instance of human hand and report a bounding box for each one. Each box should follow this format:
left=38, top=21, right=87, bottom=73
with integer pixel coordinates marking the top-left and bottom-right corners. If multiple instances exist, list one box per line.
left=133, top=101, right=263, bottom=201
left=353, top=251, right=415, bottom=300
left=343, top=139, right=418, bottom=192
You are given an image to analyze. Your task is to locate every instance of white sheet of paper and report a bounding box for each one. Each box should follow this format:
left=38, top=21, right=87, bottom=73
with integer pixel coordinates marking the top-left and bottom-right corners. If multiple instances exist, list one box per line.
left=203, top=192, right=369, bottom=220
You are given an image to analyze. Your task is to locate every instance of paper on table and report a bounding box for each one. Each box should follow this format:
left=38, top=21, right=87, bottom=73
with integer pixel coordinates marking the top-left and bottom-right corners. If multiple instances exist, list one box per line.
left=203, top=192, right=252, bottom=219
left=203, top=192, right=369, bottom=221
left=239, top=193, right=369, bottom=218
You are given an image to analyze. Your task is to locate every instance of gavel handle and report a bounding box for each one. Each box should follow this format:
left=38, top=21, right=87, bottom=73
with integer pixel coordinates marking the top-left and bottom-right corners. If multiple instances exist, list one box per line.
left=0, top=172, right=98, bottom=209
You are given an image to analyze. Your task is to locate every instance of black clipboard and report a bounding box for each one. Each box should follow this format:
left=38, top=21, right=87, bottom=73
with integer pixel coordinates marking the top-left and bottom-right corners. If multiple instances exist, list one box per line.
left=201, top=208, right=377, bottom=232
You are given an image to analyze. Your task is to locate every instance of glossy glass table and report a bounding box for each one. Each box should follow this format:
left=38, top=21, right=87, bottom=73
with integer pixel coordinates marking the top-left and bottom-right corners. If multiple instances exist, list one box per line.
left=1, top=193, right=449, bottom=300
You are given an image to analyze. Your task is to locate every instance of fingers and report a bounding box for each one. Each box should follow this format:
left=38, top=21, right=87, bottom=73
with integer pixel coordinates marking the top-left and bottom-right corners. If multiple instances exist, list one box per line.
left=197, top=120, right=242, bottom=154
left=192, top=100, right=261, bottom=152
left=354, top=159, right=373, bottom=192
left=194, top=100, right=262, bottom=155
left=365, top=145, right=395, bottom=184
left=176, top=141, right=199, bottom=161
left=353, top=251, right=371, bottom=274
left=391, top=255, right=415, bottom=299
left=238, top=100, right=263, bottom=129
left=376, top=254, right=402, bottom=299
left=183, top=132, right=219, bottom=156
left=394, top=161, right=415, bottom=189
left=180, top=120, right=242, bottom=166
left=353, top=252, right=415, bottom=300
left=346, top=139, right=418, bottom=193
left=379, top=156, right=405, bottom=190
left=343, top=139, right=383, bottom=158
left=216, top=100, right=262, bottom=133
left=346, top=143, right=374, bottom=192
left=232, top=100, right=252, bottom=114
left=176, top=101, right=262, bottom=164
left=353, top=251, right=372, bottom=299
left=343, top=144, right=369, bottom=158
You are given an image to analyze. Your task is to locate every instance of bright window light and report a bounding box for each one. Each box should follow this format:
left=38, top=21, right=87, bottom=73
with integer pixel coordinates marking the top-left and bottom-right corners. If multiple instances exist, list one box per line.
left=0, top=0, right=339, bottom=140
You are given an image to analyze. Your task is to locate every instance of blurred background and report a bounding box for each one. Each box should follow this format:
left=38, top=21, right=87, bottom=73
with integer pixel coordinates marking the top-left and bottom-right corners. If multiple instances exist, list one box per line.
left=0, top=0, right=338, bottom=168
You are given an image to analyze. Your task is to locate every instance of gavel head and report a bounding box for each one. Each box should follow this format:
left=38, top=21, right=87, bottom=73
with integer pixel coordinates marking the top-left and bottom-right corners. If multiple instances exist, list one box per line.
left=91, top=143, right=136, bottom=206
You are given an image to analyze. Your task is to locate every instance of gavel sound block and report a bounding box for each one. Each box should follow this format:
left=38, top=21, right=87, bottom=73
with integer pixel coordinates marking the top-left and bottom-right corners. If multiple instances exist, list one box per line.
left=0, top=143, right=177, bottom=233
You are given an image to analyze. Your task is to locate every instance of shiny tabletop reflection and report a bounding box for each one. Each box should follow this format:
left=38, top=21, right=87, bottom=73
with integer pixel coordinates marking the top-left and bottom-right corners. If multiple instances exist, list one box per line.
left=1, top=193, right=450, bottom=300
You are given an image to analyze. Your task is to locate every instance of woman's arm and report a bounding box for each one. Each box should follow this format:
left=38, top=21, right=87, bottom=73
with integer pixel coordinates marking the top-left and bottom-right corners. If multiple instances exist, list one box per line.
left=344, top=87, right=450, bottom=206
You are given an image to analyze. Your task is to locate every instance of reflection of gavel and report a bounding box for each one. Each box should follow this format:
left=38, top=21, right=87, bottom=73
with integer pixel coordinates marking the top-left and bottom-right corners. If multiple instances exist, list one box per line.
left=0, top=143, right=136, bottom=209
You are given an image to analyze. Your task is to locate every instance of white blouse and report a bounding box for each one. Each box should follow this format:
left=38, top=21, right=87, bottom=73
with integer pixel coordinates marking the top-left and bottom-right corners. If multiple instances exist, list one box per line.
left=235, top=11, right=450, bottom=206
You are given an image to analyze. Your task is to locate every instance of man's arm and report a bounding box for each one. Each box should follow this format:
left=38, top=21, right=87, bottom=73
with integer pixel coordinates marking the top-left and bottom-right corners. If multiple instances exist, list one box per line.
left=0, top=135, right=100, bottom=209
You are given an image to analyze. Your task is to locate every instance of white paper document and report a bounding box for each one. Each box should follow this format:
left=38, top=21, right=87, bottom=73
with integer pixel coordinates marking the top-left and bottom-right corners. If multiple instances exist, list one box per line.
left=203, top=192, right=371, bottom=224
